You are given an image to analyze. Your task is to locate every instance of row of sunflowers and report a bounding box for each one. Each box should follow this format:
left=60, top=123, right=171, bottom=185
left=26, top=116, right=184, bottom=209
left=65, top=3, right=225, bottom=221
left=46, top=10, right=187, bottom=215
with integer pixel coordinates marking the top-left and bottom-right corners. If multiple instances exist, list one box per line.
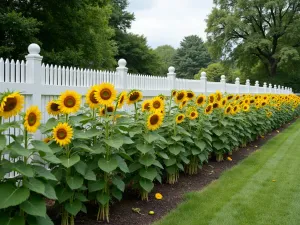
left=0, top=83, right=299, bottom=225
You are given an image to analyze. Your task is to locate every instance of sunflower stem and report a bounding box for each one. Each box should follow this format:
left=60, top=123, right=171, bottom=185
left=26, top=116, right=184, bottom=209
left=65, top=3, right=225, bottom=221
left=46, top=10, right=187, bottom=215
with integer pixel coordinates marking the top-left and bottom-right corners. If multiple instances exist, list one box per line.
left=168, top=94, right=173, bottom=116
left=134, top=102, right=138, bottom=121
left=65, top=114, right=69, bottom=123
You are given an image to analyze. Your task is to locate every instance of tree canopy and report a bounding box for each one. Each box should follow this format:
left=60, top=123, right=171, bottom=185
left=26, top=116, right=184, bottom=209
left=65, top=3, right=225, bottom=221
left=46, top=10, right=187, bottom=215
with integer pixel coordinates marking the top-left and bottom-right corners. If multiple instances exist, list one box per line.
left=206, top=0, right=300, bottom=78
left=154, top=45, right=177, bottom=75
left=173, top=35, right=211, bottom=79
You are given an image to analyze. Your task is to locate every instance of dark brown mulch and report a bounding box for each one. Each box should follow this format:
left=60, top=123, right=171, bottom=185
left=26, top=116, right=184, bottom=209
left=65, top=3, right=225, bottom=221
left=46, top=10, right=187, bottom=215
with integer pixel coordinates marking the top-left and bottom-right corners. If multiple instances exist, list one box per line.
left=53, top=119, right=297, bottom=225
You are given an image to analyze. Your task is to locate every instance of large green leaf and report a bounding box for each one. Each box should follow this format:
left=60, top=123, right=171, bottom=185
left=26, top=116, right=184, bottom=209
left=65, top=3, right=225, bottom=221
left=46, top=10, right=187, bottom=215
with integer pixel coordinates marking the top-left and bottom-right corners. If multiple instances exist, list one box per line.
left=96, top=192, right=110, bottom=205
left=56, top=187, right=73, bottom=204
left=13, top=161, right=34, bottom=177
left=27, top=215, right=54, bottom=225
left=0, top=215, right=25, bottom=225
left=112, top=177, right=125, bottom=192
left=59, top=155, right=80, bottom=168
left=158, top=152, right=169, bottom=159
left=171, top=136, right=182, bottom=142
left=74, top=128, right=100, bottom=139
left=24, top=178, right=45, bottom=195
left=164, top=157, right=177, bottom=167
left=84, top=170, right=96, bottom=181
left=0, top=183, right=29, bottom=209
left=136, top=143, right=153, bottom=154
left=139, top=154, right=155, bottom=167
left=0, top=134, right=6, bottom=150
left=72, top=143, right=94, bottom=153
left=195, top=140, right=206, bottom=151
left=31, top=140, right=52, bottom=153
left=143, top=132, right=160, bottom=143
left=213, top=141, right=225, bottom=151
left=66, top=175, right=84, bottom=190
left=40, top=118, right=57, bottom=134
left=8, top=142, right=30, bottom=157
left=213, top=127, right=224, bottom=136
left=74, top=161, right=88, bottom=176
left=42, top=153, right=61, bottom=164
left=20, top=195, right=46, bottom=217
left=169, top=145, right=184, bottom=155
left=139, top=179, right=154, bottom=192
left=33, top=166, right=57, bottom=181
left=139, top=168, right=157, bottom=181
left=122, top=136, right=134, bottom=144
left=98, top=158, right=118, bottom=173
left=65, top=199, right=82, bottom=216
left=104, top=138, right=123, bottom=149
left=115, top=155, right=129, bottom=173
left=88, top=180, right=105, bottom=192
left=0, top=121, right=20, bottom=132
left=43, top=183, right=57, bottom=200
left=129, top=127, right=142, bottom=137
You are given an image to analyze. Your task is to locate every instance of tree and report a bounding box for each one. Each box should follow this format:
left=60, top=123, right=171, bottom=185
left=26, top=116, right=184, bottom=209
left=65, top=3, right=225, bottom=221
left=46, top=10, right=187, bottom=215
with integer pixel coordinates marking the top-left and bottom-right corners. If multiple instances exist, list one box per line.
left=154, top=45, right=177, bottom=75
left=173, top=35, right=211, bottom=79
left=194, top=62, right=225, bottom=81
left=206, top=0, right=300, bottom=77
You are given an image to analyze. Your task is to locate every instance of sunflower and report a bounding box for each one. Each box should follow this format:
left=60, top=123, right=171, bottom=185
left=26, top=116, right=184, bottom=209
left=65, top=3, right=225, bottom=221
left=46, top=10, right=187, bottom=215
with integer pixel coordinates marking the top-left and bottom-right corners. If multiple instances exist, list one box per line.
left=171, top=90, right=177, bottom=97
left=179, top=98, right=188, bottom=109
left=99, top=107, right=106, bottom=116
left=261, top=101, right=267, bottom=107
left=224, top=105, right=232, bottom=115
left=208, top=93, right=215, bottom=103
left=117, top=91, right=127, bottom=109
left=24, top=106, right=42, bottom=133
left=227, top=94, right=234, bottom=101
left=127, top=90, right=143, bottom=105
left=220, top=98, right=227, bottom=108
left=141, top=100, right=151, bottom=112
left=175, top=91, right=186, bottom=104
left=213, top=102, right=219, bottom=109
left=215, top=91, right=222, bottom=101
left=53, top=122, right=73, bottom=146
left=147, top=112, right=164, bottom=131
left=99, top=105, right=115, bottom=116
left=85, top=85, right=99, bottom=108
left=43, top=137, right=52, bottom=143
left=58, top=90, right=81, bottom=114
left=188, top=111, right=198, bottom=120
left=186, top=91, right=195, bottom=100
left=266, top=111, right=272, bottom=118
left=235, top=95, right=240, bottom=101
left=232, top=105, right=239, bottom=114
left=175, top=113, right=185, bottom=124
left=158, top=94, right=165, bottom=100
left=195, top=94, right=206, bottom=106
left=94, top=83, right=117, bottom=106
left=243, top=104, right=250, bottom=112
left=47, top=100, right=61, bottom=116
left=150, top=97, right=164, bottom=112
left=0, top=92, right=24, bottom=119
left=205, top=104, right=213, bottom=114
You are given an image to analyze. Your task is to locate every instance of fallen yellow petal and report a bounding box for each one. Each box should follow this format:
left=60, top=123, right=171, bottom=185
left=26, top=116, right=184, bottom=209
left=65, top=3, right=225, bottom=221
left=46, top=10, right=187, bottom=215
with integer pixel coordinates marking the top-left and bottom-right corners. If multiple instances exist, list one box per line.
left=227, top=157, right=232, bottom=161
left=272, top=180, right=276, bottom=182
left=149, top=211, right=155, bottom=215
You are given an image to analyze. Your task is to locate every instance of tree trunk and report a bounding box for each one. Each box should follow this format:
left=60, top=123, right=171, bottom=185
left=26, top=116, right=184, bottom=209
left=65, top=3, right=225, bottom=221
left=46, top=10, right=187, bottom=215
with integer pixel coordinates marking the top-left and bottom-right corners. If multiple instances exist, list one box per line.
left=268, top=57, right=278, bottom=76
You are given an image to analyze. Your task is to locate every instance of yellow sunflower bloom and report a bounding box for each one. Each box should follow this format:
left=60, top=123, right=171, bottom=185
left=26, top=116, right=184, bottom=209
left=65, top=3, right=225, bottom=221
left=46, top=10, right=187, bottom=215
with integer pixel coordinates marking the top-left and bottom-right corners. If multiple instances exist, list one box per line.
left=171, top=90, right=177, bottom=97
left=175, top=113, right=185, bottom=124
left=43, top=137, right=52, bottom=143
left=150, top=97, right=164, bottom=112
left=58, top=90, right=81, bottom=114
left=186, top=91, right=195, bottom=100
left=224, top=105, right=232, bottom=115
left=141, top=100, right=151, bottom=112
left=227, top=94, right=234, bottom=101
left=175, top=91, right=186, bottom=104
left=0, top=92, right=24, bottom=119
left=85, top=85, right=99, bottom=109
left=94, top=83, right=117, bottom=106
left=243, top=104, right=250, bottom=112
left=232, top=105, right=240, bottom=114
left=127, top=90, right=143, bottom=105
left=205, top=104, right=213, bottom=114
left=195, top=94, right=206, bottom=106
left=188, top=111, right=198, bottom=120
left=117, top=91, right=127, bottom=109
left=99, top=105, right=115, bottom=117
left=215, top=91, right=222, bottom=101
left=220, top=98, right=228, bottom=108
left=213, top=102, right=220, bottom=109
left=47, top=100, right=61, bottom=116
left=53, top=122, right=73, bottom=146
left=208, top=93, right=215, bottom=103
left=24, top=106, right=42, bottom=133
left=179, top=98, right=188, bottom=109
left=147, top=112, right=164, bottom=131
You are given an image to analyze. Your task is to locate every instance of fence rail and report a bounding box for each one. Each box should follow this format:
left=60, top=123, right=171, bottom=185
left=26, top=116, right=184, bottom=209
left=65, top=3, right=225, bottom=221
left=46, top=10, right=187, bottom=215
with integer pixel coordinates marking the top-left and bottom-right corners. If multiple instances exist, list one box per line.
left=0, top=43, right=293, bottom=124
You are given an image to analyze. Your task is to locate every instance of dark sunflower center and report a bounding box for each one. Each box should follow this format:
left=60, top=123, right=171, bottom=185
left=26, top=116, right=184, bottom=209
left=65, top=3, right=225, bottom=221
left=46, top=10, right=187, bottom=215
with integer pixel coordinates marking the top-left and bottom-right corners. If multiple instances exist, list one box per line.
left=150, top=114, right=159, bottom=125
left=57, top=129, right=67, bottom=140
left=250, top=99, right=255, bottom=103
left=100, top=89, right=112, bottom=100
left=187, top=93, right=194, bottom=98
left=206, top=106, right=212, bottom=112
left=191, top=112, right=196, bottom=117
left=89, top=91, right=98, bottom=104
left=172, top=91, right=177, bottom=96
left=153, top=101, right=161, bottom=109
left=209, top=96, right=214, bottom=103
left=64, top=96, right=76, bottom=108
left=107, top=106, right=114, bottom=112
left=28, top=112, right=37, bottom=126
left=217, top=95, right=221, bottom=101
left=234, top=107, right=237, bottom=111
left=51, top=103, right=60, bottom=111
left=144, top=103, right=150, bottom=110
left=178, top=115, right=183, bottom=120
left=120, top=95, right=124, bottom=104
left=222, top=100, right=226, bottom=105
left=228, top=96, right=233, bottom=100
left=177, top=93, right=184, bottom=101
left=129, top=92, right=140, bottom=101
left=226, top=107, right=231, bottom=113
left=4, top=97, right=17, bottom=112
left=213, top=103, right=219, bottom=108
left=197, top=97, right=204, bottom=104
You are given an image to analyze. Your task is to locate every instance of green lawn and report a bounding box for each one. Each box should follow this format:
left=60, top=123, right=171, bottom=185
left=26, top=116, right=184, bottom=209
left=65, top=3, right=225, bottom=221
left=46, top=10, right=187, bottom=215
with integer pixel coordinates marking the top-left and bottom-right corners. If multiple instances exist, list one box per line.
left=155, top=119, right=300, bottom=225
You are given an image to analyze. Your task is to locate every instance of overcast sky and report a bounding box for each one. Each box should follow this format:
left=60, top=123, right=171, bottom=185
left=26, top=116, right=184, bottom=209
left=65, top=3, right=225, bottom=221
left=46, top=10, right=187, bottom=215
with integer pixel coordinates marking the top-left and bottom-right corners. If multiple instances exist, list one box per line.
left=128, top=0, right=214, bottom=49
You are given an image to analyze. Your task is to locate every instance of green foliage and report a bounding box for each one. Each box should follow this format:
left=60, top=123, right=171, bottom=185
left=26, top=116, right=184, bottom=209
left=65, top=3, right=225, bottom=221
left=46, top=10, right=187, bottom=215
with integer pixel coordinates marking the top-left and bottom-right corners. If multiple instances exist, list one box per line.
left=173, top=35, right=211, bottom=78
left=154, top=45, right=177, bottom=75
left=194, top=62, right=226, bottom=81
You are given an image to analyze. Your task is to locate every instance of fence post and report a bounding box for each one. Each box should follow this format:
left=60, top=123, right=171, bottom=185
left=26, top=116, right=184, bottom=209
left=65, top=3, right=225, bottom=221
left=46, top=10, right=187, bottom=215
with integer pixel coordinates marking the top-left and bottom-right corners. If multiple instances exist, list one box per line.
left=235, top=77, right=240, bottom=94
left=220, top=75, right=226, bottom=93
left=278, top=85, right=281, bottom=94
left=167, top=66, right=176, bottom=91
left=274, top=85, right=277, bottom=93
left=263, top=82, right=267, bottom=93
left=255, top=81, right=259, bottom=93
left=116, top=59, right=128, bottom=90
left=200, top=72, right=207, bottom=94
left=246, top=79, right=250, bottom=93
left=268, top=83, right=272, bottom=93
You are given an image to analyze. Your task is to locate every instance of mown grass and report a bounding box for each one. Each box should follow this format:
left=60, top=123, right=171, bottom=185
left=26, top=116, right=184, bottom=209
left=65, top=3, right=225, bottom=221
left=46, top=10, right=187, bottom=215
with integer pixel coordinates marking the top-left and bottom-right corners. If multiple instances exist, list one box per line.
left=155, top=119, right=300, bottom=225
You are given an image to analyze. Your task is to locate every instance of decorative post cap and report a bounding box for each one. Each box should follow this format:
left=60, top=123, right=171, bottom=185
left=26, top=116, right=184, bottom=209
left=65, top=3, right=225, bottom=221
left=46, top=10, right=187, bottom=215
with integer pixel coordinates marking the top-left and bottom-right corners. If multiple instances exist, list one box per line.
left=28, top=43, right=41, bottom=55
left=235, top=77, right=240, bottom=84
left=200, top=72, right=206, bottom=78
left=168, top=66, right=175, bottom=73
left=117, top=59, right=127, bottom=68
left=246, top=79, right=250, bottom=85
left=255, top=80, right=259, bottom=85
left=269, top=83, right=272, bottom=87
left=220, top=75, right=226, bottom=82
left=263, top=82, right=267, bottom=87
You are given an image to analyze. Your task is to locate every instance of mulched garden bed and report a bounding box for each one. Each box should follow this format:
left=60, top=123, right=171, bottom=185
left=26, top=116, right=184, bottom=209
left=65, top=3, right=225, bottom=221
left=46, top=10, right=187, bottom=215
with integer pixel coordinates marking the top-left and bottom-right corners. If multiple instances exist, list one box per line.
left=52, top=119, right=296, bottom=225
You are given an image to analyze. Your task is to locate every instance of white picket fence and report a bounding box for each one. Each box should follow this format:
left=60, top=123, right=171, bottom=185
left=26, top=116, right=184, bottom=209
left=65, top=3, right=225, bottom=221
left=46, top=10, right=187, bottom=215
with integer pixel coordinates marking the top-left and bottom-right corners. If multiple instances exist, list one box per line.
left=0, top=43, right=293, bottom=126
